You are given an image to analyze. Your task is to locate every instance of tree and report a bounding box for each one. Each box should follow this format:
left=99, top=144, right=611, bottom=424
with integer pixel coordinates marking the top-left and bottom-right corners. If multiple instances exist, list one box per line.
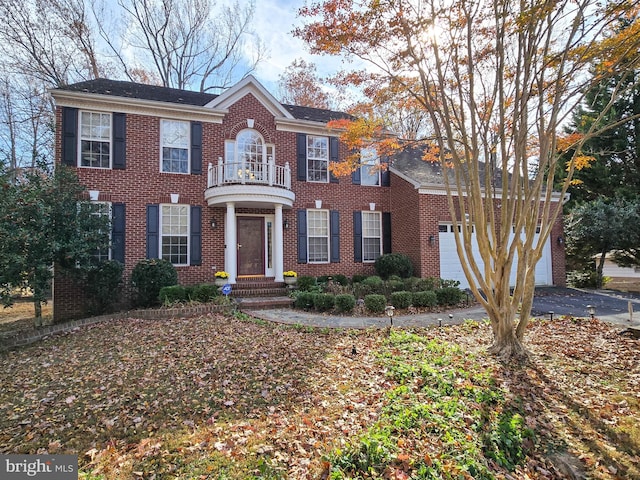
left=278, top=59, right=331, bottom=109
left=296, top=0, right=640, bottom=361
left=0, top=162, right=110, bottom=321
left=565, top=197, right=640, bottom=287
left=112, top=0, right=265, bottom=92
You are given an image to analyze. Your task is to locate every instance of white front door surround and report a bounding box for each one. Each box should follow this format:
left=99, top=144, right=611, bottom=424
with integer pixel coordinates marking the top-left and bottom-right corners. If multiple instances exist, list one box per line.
left=223, top=202, right=285, bottom=283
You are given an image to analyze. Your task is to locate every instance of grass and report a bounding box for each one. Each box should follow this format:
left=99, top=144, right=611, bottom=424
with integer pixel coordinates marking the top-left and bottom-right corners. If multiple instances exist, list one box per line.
left=0, top=310, right=638, bottom=479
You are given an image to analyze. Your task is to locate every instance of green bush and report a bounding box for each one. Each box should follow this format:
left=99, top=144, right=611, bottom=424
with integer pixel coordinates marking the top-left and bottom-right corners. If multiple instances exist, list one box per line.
left=391, top=290, right=412, bottom=309
left=436, top=286, right=465, bottom=306
left=335, top=293, right=356, bottom=313
left=364, top=294, right=387, bottom=313
left=403, top=277, right=421, bottom=292
left=294, top=291, right=315, bottom=310
left=416, top=277, right=440, bottom=291
left=441, top=278, right=461, bottom=288
left=332, top=274, right=350, bottom=286
left=131, top=259, right=178, bottom=307
left=567, top=270, right=599, bottom=288
left=412, top=290, right=438, bottom=308
left=363, top=275, right=384, bottom=287
left=314, top=293, right=335, bottom=312
left=387, top=279, right=405, bottom=292
left=351, top=273, right=368, bottom=284
left=374, top=253, right=414, bottom=279
left=297, top=275, right=317, bottom=291
left=84, top=260, right=124, bottom=315
left=159, top=285, right=187, bottom=305
left=191, top=283, right=219, bottom=302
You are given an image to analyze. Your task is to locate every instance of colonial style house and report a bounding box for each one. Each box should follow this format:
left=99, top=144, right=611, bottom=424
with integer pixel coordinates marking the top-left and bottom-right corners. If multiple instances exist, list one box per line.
left=51, top=76, right=565, bottom=320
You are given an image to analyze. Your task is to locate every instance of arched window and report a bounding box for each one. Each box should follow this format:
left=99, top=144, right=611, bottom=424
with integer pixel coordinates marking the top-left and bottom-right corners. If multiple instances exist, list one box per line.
left=224, top=129, right=274, bottom=182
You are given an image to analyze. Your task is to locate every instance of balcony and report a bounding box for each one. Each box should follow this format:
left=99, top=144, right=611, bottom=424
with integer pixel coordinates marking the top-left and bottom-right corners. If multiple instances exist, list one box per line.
left=204, top=158, right=295, bottom=208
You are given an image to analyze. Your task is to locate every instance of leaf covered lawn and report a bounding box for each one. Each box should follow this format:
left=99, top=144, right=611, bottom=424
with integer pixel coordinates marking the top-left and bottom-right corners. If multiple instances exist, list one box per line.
left=0, top=313, right=638, bottom=479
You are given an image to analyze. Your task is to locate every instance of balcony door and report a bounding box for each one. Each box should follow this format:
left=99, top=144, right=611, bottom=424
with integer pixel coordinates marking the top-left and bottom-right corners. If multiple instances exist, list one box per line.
left=237, top=217, right=265, bottom=276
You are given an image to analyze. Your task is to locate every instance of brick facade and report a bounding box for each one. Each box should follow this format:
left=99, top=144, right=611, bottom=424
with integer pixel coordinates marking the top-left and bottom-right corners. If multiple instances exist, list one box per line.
left=51, top=77, right=565, bottom=321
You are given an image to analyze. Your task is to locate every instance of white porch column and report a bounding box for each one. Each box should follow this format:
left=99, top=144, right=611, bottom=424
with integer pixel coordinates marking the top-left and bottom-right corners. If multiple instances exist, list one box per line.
left=274, top=204, right=284, bottom=282
left=225, top=202, right=237, bottom=284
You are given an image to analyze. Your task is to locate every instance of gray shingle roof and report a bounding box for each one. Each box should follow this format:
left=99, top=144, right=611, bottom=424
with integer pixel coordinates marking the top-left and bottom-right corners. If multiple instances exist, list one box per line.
left=58, top=78, right=352, bottom=123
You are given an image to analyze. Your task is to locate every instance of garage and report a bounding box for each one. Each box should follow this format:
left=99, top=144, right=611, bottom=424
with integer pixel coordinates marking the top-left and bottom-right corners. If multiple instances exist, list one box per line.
left=438, top=223, right=553, bottom=288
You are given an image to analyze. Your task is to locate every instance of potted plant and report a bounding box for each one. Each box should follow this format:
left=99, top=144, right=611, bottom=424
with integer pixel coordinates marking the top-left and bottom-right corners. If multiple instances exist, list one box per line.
left=283, top=270, right=297, bottom=286
left=214, top=271, right=229, bottom=287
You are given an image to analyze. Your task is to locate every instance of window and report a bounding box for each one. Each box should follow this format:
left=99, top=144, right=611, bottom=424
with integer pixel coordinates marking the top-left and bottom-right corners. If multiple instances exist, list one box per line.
left=307, top=135, right=328, bottom=182
left=360, top=147, right=380, bottom=186
left=90, top=202, right=112, bottom=262
left=307, top=209, right=329, bottom=263
left=80, top=111, right=111, bottom=168
left=362, top=211, right=382, bottom=262
left=161, top=119, right=190, bottom=173
left=161, top=205, right=189, bottom=265
left=224, top=129, right=272, bottom=182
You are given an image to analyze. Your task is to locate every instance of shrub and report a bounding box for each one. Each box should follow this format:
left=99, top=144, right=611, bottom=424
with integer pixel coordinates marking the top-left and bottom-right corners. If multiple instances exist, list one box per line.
left=387, top=279, right=405, bottom=293
left=335, top=294, right=356, bottom=313
left=412, top=290, right=438, bottom=308
left=364, top=294, right=387, bottom=313
left=374, top=253, right=414, bottom=279
left=351, top=274, right=368, bottom=284
left=297, top=275, right=317, bottom=291
left=441, top=278, right=461, bottom=288
left=316, top=275, right=331, bottom=284
left=332, top=274, right=350, bottom=286
left=84, top=260, right=124, bottom=315
left=314, top=293, right=335, bottom=312
left=294, top=291, right=315, bottom=310
left=191, top=283, right=219, bottom=302
left=355, top=275, right=385, bottom=297
left=391, top=290, right=412, bottom=309
left=159, top=285, right=187, bottom=305
left=416, top=277, right=440, bottom=291
left=567, top=270, right=599, bottom=288
left=436, top=286, right=465, bottom=306
left=403, top=277, right=421, bottom=292
left=131, top=259, right=178, bottom=307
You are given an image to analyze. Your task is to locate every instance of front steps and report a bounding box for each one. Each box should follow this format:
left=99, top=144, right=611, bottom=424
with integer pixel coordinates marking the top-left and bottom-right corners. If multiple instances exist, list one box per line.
left=230, top=277, right=294, bottom=310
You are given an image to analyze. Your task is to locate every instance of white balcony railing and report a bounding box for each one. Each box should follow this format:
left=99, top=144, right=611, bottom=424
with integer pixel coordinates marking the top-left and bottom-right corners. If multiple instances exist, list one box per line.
left=207, top=157, right=291, bottom=189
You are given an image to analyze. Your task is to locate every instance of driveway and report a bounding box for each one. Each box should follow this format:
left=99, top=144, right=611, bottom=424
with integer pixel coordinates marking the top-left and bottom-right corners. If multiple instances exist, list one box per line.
left=532, top=287, right=640, bottom=326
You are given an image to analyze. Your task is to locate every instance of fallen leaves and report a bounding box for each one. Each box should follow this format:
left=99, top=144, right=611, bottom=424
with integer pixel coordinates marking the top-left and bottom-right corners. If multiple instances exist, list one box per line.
left=0, top=314, right=637, bottom=479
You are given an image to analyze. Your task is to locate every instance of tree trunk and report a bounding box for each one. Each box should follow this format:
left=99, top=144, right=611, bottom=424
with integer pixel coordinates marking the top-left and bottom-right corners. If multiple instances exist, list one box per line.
left=488, top=316, right=530, bottom=363
left=596, top=250, right=607, bottom=288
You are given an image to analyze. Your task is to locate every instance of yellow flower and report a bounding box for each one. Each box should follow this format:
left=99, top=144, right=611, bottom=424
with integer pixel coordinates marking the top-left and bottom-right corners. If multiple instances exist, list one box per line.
left=215, top=271, right=229, bottom=279
left=283, top=271, right=297, bottom=277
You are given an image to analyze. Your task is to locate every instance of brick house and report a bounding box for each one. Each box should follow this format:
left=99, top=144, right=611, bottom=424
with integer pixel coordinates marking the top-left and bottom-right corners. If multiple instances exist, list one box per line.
left=50, top=76, right=565, bottom=320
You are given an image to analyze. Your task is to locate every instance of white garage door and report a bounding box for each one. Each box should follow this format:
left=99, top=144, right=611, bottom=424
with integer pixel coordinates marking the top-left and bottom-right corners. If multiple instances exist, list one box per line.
left=438, top=224, right=553, bottom=289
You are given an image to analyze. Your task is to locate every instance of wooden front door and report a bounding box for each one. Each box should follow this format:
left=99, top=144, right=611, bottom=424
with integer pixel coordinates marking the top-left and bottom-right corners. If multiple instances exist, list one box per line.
left=237, top=217, right=265, bottom=276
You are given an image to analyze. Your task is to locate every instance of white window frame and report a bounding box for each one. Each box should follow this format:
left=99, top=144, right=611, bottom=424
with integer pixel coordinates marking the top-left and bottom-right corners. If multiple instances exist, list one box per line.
left=307, top=209, right=330, bottom=263
left=307, top=135, right=329, bottom=183
left=160, top=204, right=190, bottom=266
left=360, top=147, right=380, bottom=186
left=224, top=129, right=273, bottom=182
left=160, top=119, right=190, bottom=174
left=79, top=111, right=111, bottom=169
left=362, top=211, right=382, bottom=262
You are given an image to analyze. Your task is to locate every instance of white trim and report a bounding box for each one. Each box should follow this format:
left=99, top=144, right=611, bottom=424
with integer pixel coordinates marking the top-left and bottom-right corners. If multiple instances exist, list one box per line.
left=307, top=209, right=330, bottom=264
left=362, top=211, right=382, bottom=263
left=205, top=75, right=294, bottom=119
left=160, top=118, right=191, bottom=174
left=159, top=204, right=190, bottom=266
left=78, top=110, right=112, bottom=169
left=275, top=117, right=337, bottom=135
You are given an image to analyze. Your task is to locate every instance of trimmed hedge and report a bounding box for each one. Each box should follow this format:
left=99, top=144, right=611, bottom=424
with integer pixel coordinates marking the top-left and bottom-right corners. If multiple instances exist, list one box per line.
left=374, top=253, right=414, bottom=279
left=131, top=259, right=178, bottom=307
left=191, top=283, right=219, bottom=302
left=294, top=291, right=316, bottom=310
left=364, top=294, right=387, bottom=313
left=391, top=290, right=412, bottom=309
left=335, top=294, right=356, bottom=313
left=159, top=285, right=187, bottom=305
left=436, top=286, right=465, bottom=306
left=313, top=293, right=335, bottom=312
left=412, top=290, right=438, bottom=308
left=297, top=276, right=317, bottom=291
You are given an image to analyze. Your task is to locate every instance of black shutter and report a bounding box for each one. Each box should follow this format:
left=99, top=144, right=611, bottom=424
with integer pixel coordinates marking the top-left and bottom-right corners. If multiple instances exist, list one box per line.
left=329, top=136, right=339, bottom=183
left=330, top=210, right=340, bottom=262
left=191, top=121, right=202, bottom=175
left=297, top=133, right=307, bottom=181
left=382, top=212, right=392, bottom=254
left=353, top=211, right=363, bottom=262
left=190, top=205, right=202, bottom=265
left=61, top=107, right=78, bottom=166
left=112, top=113, right=126, bottom=169
left=352, top=164, right=361, bottom=185
left=297, top=209, right=307, bottom=263
left=111, top=203, right=126, bottom=264
left=146, top=204, right=159, bottom=259
left=381, top=156, right=390, bottom=186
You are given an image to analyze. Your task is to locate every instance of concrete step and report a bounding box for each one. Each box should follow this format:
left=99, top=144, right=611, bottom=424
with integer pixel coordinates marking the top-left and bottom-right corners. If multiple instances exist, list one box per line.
left=236, top=296, right=294, bottom=310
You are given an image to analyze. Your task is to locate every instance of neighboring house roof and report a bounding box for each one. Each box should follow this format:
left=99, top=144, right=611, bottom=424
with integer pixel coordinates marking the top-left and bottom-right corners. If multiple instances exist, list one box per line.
left=56, top=78, right=352, bottom=124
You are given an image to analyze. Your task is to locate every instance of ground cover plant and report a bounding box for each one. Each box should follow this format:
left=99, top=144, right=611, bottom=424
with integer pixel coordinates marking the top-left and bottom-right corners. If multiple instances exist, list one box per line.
left=0, top=312, right=638, bottom=479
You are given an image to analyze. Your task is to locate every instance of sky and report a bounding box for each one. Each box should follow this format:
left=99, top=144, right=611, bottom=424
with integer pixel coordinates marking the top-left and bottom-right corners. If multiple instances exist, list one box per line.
left=248, top=0, right=346, bottom=93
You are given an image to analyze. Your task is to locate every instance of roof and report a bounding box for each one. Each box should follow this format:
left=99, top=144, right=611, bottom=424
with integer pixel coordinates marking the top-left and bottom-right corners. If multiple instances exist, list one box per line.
left=57, top=78, right=352, bottom=124
left=391, top=146, right=503, bottom=188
